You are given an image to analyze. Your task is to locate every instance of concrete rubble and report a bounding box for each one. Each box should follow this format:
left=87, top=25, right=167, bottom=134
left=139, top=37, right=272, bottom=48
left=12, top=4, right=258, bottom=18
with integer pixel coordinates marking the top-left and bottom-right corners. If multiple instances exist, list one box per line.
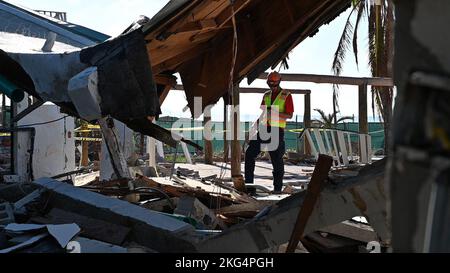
left=0, top=157, right=391, bottom=253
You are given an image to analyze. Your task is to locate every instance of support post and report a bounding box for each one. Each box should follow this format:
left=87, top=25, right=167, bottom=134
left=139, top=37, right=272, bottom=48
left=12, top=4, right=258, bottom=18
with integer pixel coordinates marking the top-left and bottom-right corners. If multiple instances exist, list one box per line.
left=359, top=84, right=368, bottom=135
left=223, top=99, right=229, bottom=163
left=204, top=106, right=213, bottom=165
left=81, top=123, right=89, bottom=167
left=303, top=93, right=312, bottom=156
left=231, top=83, right=241, bottom=178
left=14, top=96, right=32, bottom=182
left=98, top=117, right=131, bottom=180
left=286, top=154, right=333, bottom=253
left=147, top=136, right=156, bottom=168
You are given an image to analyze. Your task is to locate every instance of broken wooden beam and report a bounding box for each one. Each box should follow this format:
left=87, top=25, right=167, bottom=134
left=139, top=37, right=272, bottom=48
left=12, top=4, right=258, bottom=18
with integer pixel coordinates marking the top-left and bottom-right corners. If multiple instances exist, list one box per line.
left=173, top=85, right=311, bottom=95
left=359, top=84, right=368, bottom=135
left=204, top=106, right=213, bottom=165
left=231, top=83, right=241, bottom=178
left=303, top=93, right=312, bottom=156
left=258, top=73, right=394, bottom=87
left=198, top=159, right=390, bottom=253
left=286, top=154, right=333, bottom=253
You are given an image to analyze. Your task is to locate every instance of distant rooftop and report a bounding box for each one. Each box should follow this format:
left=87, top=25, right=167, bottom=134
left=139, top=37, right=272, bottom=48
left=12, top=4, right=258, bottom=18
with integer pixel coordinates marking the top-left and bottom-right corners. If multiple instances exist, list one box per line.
left=35, top=10, right=67, bottom=22
left=0, top=0, right=110, bottom=44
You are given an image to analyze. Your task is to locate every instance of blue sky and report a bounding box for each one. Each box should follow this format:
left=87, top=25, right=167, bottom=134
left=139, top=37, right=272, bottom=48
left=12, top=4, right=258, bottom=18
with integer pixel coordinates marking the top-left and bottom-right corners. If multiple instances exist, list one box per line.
left=8, top=0, right=379, bottom=122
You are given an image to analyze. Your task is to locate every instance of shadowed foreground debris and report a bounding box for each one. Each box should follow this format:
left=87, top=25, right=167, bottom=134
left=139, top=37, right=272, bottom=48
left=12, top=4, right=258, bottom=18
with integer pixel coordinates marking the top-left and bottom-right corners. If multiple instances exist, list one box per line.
left=0, top=158, right=390, bottom=253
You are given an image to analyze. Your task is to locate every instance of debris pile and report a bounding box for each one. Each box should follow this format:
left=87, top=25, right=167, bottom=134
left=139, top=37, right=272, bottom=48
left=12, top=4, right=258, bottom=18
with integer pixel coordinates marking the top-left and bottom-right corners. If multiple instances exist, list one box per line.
left=0, top=158, right=390, bottom=253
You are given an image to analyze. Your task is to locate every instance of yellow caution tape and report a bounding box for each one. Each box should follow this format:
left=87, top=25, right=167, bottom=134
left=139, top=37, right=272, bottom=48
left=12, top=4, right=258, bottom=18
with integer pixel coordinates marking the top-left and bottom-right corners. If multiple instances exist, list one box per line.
left=75, top=137, right=102, bottom=142
left=169, top=127, right=205, bottom=132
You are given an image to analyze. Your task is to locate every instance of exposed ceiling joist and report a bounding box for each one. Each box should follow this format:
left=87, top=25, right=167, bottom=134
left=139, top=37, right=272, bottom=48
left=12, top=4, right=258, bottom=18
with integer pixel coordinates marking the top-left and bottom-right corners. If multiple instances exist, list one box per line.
left=144, top=0, right=350, bottom=117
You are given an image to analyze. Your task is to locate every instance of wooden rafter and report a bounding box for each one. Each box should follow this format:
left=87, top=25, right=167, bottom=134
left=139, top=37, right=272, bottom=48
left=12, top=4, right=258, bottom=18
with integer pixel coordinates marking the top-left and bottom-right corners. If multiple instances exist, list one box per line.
left=152, top=43, right=211, bottom=74
left=238, top=0, right=335, bottom=78
left=258, top=73, right=394, bottom=87
left=159, top=85, right=172, bottom=105
left=173, top=85, right=311, bottom=95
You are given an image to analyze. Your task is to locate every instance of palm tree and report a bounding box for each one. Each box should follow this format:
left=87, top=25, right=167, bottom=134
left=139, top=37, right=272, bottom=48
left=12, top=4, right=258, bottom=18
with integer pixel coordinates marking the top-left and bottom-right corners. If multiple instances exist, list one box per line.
left=313, top=109, right=354, bottom=129
left=332, top=0, right=395, bottom=153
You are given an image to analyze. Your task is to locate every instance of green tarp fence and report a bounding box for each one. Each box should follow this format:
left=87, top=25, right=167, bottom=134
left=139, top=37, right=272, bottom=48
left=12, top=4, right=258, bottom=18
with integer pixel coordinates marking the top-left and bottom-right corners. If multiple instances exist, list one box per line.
left=156, top=118, right=385, bottom=154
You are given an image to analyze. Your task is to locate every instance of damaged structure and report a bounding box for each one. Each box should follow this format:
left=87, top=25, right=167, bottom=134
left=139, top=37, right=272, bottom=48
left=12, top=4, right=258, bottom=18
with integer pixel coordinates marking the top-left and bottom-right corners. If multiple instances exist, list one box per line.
left=0, top=0, right=446, bottom=254
left=0, top=0, right=391, bottom=254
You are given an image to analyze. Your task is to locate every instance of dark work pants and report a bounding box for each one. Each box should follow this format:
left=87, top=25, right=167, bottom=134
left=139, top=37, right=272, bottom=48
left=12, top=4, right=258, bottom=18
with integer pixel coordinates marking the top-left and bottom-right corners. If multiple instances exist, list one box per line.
left=245, top=127, right=286, bottom=192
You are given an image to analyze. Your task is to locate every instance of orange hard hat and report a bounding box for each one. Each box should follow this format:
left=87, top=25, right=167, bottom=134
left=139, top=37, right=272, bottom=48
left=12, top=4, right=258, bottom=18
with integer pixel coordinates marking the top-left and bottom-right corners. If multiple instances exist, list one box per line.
left=267, top=71, right=282, bottom=83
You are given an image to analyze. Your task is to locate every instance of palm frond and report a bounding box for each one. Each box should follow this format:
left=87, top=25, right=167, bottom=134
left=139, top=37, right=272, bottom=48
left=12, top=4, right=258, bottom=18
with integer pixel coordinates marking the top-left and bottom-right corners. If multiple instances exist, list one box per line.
left=368, top=4, right=376, bottom=76
left=330, top=110, right=339, bottom=122
left=353, top=0, right=367, bottom=68
left=314, top=109, right=328, bottom=122
left=332, top=7, right=356, bottom=76
left=368, top=5, right=377, bottom=118
left=280, top=56, right=290, bottom=70
left=372, top=86, right=384, bottom=120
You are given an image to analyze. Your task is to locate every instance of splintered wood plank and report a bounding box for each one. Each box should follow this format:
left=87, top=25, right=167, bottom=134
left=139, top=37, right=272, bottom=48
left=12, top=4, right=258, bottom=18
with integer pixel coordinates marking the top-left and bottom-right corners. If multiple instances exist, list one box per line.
left=286, top=154, right=333, bottom=253
left=152, top=43, right=211, bottom=74
left=135, top=175, right=251, bottom=207
left=189, top=29, right=221, bottom=43
left=192, top=0, right=229, bottom=21
left=159, top=85, right=172, bottom=105
left=149, top=43, right=198, bottom=64
left=216, top=201, right=271, bottom=218
left=148, top=32, right=202, bottom=57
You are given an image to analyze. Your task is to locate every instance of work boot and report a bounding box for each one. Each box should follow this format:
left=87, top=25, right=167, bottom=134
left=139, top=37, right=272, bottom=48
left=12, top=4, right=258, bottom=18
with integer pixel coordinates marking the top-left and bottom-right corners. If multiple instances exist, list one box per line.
left=273, top=171, right=284, bottom=193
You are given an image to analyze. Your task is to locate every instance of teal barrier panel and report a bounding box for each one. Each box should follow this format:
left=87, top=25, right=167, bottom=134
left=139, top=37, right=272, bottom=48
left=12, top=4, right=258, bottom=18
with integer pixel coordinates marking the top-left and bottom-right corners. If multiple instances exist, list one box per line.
left=156, top=118, right=386, bottom=154
left=0, top=75, right=25, bottom=103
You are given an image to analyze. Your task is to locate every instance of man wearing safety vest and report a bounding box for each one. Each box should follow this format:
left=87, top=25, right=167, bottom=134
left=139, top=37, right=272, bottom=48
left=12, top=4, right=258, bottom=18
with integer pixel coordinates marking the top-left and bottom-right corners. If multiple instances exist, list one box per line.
left=245, top=72, right=294, bottom=194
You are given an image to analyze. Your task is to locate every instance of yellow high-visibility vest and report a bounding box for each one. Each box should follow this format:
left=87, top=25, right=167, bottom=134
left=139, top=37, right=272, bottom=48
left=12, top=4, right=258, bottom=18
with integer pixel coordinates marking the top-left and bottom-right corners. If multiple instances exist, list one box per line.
left=262, top=89, right=290, bottom=129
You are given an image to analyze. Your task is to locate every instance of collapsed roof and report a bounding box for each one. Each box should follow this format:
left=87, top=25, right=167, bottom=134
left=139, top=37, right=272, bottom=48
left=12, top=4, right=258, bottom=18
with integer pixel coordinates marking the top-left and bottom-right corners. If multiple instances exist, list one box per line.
left=143, top=0, right=350, bottom=117
left=0, top=1, right=199, bottom=149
